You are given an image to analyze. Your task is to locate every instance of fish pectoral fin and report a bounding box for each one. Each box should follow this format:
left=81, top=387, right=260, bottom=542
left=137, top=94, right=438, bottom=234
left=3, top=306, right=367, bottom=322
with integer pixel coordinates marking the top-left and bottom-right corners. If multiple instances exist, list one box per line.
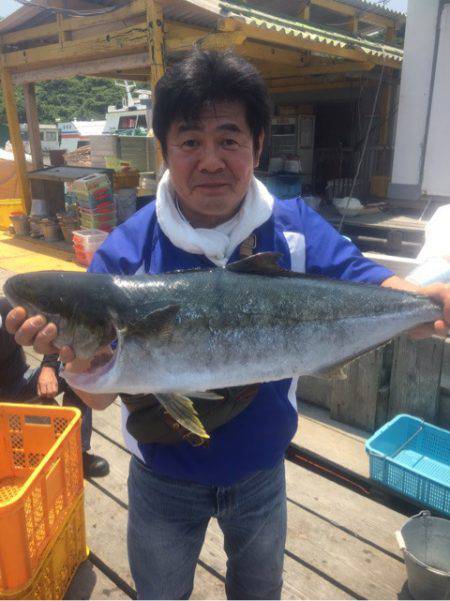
left=190, top=391, right=224, bottom=401
left=155, top=393, right=210, bottom=440
left=315, top=364, right=349, bottom=380
left=125, top=304, right=181, bottom=341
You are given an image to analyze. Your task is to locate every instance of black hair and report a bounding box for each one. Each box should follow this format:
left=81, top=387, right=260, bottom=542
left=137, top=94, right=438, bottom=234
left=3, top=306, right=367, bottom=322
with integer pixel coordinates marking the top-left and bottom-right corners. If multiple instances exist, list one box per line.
left=152, top=49, right=271, bottom=156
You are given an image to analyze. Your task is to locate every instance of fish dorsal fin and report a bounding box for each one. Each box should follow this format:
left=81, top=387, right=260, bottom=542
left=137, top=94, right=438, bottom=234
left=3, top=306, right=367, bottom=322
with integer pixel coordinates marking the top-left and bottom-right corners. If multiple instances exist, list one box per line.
left=122, top=304, right=180, bottom=341
left=226, top=252, right=291, bottom=276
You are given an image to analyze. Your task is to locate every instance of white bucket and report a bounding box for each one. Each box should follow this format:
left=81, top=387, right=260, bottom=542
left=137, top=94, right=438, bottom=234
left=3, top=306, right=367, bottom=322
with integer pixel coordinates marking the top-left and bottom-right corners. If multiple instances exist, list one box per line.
left=396, top=511, right=450, bottom=599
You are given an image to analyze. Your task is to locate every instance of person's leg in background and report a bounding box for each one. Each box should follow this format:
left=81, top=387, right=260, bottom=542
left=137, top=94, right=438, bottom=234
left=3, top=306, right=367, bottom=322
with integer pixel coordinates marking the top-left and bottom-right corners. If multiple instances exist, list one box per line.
left=62, top=384, right=110, bottom=478
left=1, top=366, right=41, bottom=403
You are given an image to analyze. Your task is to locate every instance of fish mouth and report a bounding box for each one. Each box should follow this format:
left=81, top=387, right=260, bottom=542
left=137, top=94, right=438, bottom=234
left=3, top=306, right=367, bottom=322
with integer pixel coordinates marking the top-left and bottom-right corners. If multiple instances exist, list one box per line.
left=63, top=337, right=121, bottom=392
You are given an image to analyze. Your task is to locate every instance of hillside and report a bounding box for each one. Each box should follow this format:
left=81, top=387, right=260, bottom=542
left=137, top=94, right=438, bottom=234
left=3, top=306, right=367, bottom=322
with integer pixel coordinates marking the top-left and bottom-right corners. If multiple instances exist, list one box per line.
left=0, top=76, right=125, bottom=124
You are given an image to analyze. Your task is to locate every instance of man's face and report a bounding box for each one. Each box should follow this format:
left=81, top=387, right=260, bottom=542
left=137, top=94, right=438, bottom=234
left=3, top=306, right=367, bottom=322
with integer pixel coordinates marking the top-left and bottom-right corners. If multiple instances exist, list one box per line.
left=165, top=101, right=263, bottom=226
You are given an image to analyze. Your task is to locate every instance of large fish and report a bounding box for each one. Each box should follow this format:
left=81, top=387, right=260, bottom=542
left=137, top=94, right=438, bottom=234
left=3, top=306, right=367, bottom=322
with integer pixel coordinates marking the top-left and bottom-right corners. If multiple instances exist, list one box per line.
left=4, top=252, right=442, bottom=440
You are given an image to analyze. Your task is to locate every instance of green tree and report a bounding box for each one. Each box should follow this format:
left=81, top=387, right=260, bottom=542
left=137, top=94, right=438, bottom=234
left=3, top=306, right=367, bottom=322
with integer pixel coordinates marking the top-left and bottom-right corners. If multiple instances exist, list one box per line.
left=0, top=76, right=124, bottom=126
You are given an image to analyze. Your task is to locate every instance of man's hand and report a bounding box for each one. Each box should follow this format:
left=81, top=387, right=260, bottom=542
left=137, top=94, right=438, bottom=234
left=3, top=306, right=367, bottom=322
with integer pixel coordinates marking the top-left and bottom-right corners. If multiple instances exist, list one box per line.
left=37, top=366, right=59, bottom=398
left=6, top=306, right=74, bottom=362
left=6, top=306, right=116, bottom=410
left=382, top=276, right=450, bottom=339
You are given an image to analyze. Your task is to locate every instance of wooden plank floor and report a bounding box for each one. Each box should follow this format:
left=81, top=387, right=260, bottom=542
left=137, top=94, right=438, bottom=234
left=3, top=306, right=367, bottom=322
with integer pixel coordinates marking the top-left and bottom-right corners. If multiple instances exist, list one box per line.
left=0, top=266, right=412, bottom=600
left=64, top=401, right=411, bottom=600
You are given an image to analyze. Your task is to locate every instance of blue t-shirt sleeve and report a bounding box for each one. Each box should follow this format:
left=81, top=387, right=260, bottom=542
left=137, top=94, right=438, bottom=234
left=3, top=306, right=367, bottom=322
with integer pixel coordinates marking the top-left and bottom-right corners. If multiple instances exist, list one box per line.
left=300, top=200, right=394, bottom=284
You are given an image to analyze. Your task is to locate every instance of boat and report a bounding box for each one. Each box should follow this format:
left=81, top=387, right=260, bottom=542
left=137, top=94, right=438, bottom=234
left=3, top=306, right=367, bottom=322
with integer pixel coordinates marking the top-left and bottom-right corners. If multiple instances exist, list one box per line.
left=58, top=120, right=106, bottom=152
left=102, top=81, right=151, bottom=136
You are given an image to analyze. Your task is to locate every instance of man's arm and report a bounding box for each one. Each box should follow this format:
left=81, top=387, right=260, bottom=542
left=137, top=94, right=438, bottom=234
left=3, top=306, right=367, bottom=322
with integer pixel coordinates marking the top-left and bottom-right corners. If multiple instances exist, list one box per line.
left=70, top=389, right=117, bottom=410
left=4, top=313, right=117, bottom=410
left=381, top=275, right=420, bottom=293
left=382, top=276, right=450, bottom=339
left=37, top=362, right=59, bottom=398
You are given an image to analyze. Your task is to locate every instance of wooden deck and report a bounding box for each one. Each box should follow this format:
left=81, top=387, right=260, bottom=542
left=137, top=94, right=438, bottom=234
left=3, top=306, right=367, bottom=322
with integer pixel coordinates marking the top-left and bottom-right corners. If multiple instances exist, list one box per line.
left=60, top=401, right=412, bottom=600
left=0, top=266, right=414, bottom=600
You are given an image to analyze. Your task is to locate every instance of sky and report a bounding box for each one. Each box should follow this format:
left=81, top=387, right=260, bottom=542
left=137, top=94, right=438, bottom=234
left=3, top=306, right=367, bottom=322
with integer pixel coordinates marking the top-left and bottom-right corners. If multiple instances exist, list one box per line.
left=0, top=0, right=22, bottom=18
left=0, top=0, right=409, bottom=18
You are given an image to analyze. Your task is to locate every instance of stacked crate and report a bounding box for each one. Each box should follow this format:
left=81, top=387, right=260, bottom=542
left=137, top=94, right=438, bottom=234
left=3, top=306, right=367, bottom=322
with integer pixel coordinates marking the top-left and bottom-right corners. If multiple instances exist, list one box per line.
left=72, top=173, right=116, bottom=232
left=72, top=228, right=108, bottom=267
left=0, top=403, right=86, bottom=599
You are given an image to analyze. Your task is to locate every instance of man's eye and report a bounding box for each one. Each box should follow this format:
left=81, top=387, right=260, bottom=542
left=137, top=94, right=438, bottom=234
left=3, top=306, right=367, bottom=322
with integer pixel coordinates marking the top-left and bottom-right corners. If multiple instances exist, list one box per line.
left=222, top=139, right=239, bottom=148
left=181, top=139, right=199, bottom=148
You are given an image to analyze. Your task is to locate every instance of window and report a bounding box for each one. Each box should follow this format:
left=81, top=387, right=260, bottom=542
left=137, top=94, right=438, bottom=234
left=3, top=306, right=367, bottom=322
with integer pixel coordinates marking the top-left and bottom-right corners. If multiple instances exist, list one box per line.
left=137, top=115, right=148, bottom=129
left=46, top=131, right=58, bottom=141
left=118, top=116, right=137, bottom=129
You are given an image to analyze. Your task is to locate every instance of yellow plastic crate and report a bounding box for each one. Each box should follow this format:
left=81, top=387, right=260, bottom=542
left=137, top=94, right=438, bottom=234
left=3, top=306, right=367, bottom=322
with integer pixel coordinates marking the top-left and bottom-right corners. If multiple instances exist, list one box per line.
left=0, top=199, right=23, bottom=229
left=0, top=403, right=83, bottom=595
left=0, top=493, right=88, bottom=600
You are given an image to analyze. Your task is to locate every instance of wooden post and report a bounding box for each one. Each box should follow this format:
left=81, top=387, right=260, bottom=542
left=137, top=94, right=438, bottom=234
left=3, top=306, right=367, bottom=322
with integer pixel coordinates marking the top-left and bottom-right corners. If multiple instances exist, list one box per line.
left=1, top=69, right=31, bottom=213
left=298, top=1, right=310, bottom=20
left=146, top=0, right=165, bottom=176
left=389, top=335, right=445, bottom=423
left=386, top=27, right=396, bottom=43
left=56, top=0, right=72, bottom=46
left=23, top=83, right=44, bottom=170
left=329, top=347, right=385, bottom=431
left=379, top=76, right=393, bottom=147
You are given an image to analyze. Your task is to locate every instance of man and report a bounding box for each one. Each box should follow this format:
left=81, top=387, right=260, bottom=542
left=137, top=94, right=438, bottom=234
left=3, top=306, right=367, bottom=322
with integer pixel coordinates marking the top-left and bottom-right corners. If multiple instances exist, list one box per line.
left=6, top=50, right=450, bottom=600
left=0, top=298, right=109, bottom=477
left=0, top=297, right=39, bottom=402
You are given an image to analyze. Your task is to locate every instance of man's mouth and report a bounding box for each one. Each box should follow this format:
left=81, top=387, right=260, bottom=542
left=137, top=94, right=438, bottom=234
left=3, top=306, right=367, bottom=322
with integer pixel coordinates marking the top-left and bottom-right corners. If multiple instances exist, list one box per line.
left=196, top=182, right=228, bottom=188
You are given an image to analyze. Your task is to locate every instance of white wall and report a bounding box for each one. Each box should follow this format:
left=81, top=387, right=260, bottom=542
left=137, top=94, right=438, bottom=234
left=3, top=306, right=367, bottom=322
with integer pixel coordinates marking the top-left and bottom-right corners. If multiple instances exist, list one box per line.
left=421, top=4, right=450, bottom=197
left=390, top=0, right=440, bottom=189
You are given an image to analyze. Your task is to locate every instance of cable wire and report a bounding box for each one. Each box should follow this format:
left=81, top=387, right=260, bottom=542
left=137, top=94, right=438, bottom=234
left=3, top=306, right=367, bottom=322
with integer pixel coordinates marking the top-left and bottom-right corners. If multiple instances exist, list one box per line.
left=14, top=0, right=128, bottom=17
left=338, top=57, right=386, bottom=232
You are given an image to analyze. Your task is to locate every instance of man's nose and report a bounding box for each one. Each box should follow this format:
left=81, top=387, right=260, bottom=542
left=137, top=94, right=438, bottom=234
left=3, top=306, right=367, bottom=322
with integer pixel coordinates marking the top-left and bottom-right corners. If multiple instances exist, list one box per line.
left=197, top=142, right=226, bottom=172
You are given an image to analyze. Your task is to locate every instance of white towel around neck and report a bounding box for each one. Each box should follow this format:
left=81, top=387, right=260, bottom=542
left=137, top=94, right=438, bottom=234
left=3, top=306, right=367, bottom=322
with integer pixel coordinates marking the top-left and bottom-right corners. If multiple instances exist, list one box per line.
left=155, top=170, right=274, bottom=266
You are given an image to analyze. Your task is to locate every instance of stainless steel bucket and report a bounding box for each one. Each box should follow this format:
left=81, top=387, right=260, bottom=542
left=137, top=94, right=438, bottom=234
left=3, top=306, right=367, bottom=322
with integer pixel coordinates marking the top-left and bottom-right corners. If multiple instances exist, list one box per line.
left=396, top=511, right=450, bottom=599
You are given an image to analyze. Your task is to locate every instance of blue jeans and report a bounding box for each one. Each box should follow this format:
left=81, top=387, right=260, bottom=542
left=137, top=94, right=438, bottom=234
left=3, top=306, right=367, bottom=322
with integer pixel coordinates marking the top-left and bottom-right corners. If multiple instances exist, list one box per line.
left=127, top=456, right=287, bottom=600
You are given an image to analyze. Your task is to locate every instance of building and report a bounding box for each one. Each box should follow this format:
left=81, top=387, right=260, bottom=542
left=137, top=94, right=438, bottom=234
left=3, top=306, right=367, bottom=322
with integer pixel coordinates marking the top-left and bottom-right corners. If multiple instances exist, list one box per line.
left=0, top=0, right=404, bottom=212
left=389, top=0, right=450, bottom=207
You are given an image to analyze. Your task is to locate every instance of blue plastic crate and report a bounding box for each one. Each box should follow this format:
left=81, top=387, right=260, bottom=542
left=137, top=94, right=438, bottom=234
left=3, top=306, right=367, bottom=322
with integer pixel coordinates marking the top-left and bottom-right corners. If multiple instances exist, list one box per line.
left=366, top=414, right=450, bottom=516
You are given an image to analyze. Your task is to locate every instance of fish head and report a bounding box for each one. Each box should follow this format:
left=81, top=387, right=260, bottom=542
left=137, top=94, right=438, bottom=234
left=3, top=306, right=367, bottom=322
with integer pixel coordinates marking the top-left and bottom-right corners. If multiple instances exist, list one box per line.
left=4, top=271, right=116, bottom=358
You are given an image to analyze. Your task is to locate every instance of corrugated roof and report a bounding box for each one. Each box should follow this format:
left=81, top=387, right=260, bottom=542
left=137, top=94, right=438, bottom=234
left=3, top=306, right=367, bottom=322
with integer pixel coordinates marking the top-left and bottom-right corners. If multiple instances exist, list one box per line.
left=235, top=0, right=405, bottom=22
left=0, top=0, right=403, bottom=65
left=217, top=1, right=403, bottom=63
left=338, top=0, right=405, bottom=19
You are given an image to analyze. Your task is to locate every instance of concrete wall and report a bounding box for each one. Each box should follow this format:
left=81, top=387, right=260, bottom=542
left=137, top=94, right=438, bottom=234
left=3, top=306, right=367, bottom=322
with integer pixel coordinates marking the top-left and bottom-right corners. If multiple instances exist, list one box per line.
left=389, top=0, right=450, bottom=203
left=421, top=4, right=450, bottom=198
left=389, top=0, right=440, bottom=200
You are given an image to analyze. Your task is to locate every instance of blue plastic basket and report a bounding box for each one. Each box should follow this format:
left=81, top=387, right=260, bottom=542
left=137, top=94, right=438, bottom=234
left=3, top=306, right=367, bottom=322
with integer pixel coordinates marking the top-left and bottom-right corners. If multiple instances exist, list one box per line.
left=366, top=414, right=450, bottom=516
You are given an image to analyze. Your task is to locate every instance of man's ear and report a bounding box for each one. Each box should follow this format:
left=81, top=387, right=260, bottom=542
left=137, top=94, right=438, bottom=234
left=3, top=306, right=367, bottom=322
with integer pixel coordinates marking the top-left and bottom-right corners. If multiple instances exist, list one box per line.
left=253, top=130, right=265, bottom=169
